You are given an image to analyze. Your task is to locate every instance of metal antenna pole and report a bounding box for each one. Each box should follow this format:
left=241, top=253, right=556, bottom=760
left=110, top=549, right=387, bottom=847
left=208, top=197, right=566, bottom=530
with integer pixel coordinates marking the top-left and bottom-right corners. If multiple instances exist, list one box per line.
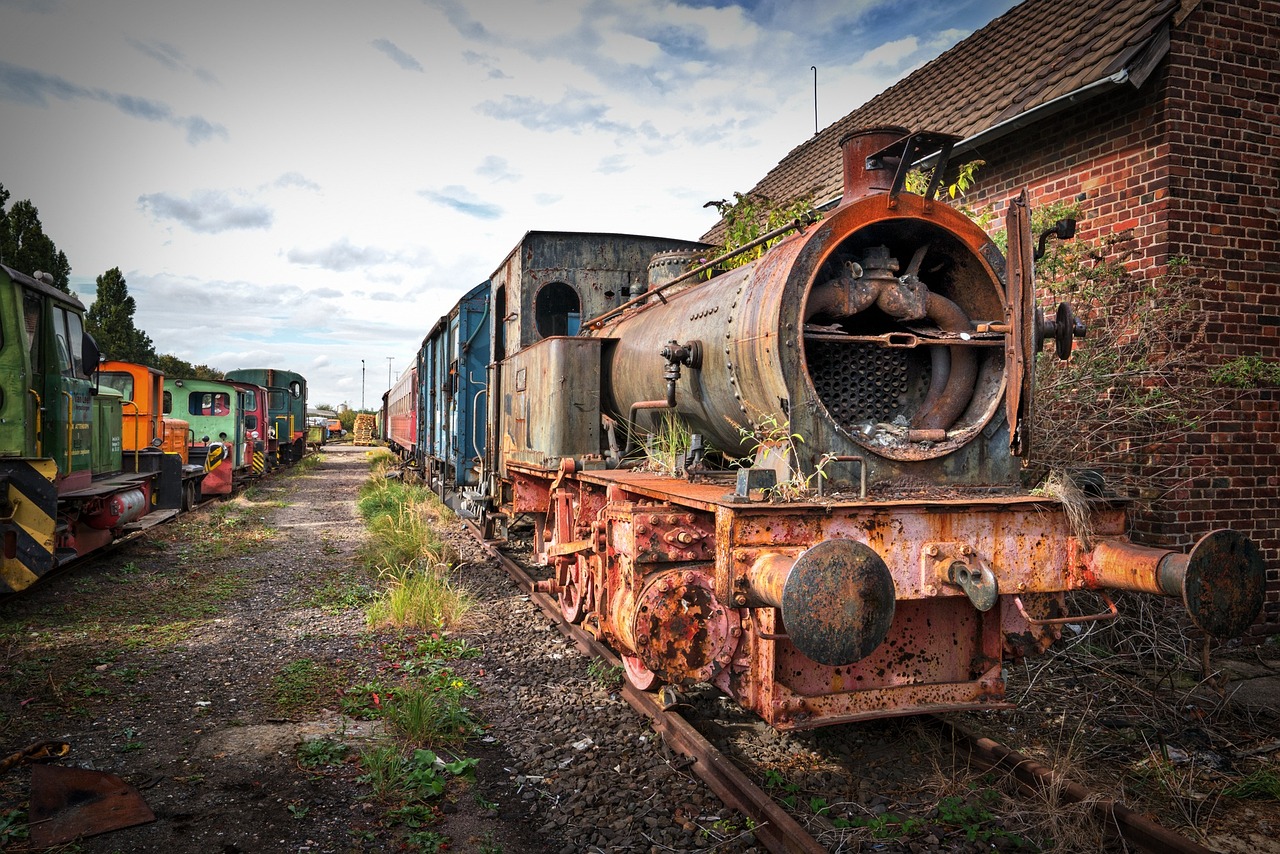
left=387, top=356, right=394, bottom=391
left=812, top=66, right=818, bottom=136
left=361, top=359, right=365, bottom=411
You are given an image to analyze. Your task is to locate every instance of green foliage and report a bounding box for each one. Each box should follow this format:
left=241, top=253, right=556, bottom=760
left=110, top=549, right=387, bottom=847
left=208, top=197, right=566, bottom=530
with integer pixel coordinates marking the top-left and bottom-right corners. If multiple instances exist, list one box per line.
left=636, top=410, right=691, bottom=475
left=272, top=658, right=338, bottom=713
left=0, top=808, right=28, bottom=845
left=297, top=737, right=350, bottom=769
left=358, top=474, right=472, bottom=631
left=1224, top=770, right=1280, bottom=800
left=0, top=183, right=71, bottom=292
left=734, top=413, right=832, bottom=500
left=705, top=191, right=819, bottom=272
left=586, top=657, right=623, bottom=688
left=381, top=676, right=482, bottom=745
left=1210, top=355, right=1280, bottom=389
left=356, top=744, right=477, bottom=851
left=904, top=159, right=986, bottom=200
left=411, top=634, right=482, bottom=663
left=1026, top=211, right=1216, bottom=496
left=86, top=267, right=158, bottom=364
left=152, top=352, right=223, bottom=380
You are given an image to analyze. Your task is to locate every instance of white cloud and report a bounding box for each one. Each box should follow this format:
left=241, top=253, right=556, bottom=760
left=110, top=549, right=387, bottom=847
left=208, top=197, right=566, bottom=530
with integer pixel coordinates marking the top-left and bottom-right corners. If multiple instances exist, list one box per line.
left=0, top=0, right=1017, bottom=405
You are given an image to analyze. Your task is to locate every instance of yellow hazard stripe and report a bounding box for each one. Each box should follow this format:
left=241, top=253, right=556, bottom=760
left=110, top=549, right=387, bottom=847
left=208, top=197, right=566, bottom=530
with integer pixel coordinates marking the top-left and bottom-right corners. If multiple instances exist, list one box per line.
left=1, top=460, right=57, bottom=591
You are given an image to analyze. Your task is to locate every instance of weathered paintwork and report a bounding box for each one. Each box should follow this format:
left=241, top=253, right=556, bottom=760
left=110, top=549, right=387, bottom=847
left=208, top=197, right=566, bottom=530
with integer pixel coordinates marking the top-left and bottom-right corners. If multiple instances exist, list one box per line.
left=460, top=131, right=1265, bottom=731
left=225, top=368, right=307, bottom=464
left=417, top=279, right=490, bottom=499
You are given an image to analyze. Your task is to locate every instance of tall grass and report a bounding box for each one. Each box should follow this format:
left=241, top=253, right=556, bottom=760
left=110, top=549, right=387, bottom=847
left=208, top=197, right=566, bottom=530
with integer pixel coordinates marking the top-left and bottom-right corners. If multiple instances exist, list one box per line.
left=357, top=465, right=473, bottom=631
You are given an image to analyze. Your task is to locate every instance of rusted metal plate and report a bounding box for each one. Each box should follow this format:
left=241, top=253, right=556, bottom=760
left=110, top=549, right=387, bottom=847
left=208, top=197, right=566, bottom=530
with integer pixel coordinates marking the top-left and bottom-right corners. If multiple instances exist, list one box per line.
left=29, top=764, right=155, bottom=846
left=501, top=337, right=603, bottom=465
left=1005, top=188, right=1035, bottom=456
left=780, top=539, right=895, bottom=666
left=1180, top=529, right=1266, bottom=638
left=631, top=568, right=736, bottom=683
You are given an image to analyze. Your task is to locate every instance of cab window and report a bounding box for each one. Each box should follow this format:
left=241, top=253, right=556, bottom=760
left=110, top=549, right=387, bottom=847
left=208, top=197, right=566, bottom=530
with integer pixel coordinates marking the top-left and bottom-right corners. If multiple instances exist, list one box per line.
left=189, top=392, right=231, bottom=416
left=99, top=372, right=135, bottom=400
left=23, top=291, right=41, bottom=370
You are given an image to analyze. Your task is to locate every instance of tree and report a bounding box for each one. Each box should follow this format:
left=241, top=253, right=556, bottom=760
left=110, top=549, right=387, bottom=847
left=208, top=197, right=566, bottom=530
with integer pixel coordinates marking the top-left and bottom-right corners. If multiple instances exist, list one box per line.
left=153, top=353, right=222, bottom=381
left=0, top=183, right=72, bottom=292
left=85, top=267, right=158, bottom=365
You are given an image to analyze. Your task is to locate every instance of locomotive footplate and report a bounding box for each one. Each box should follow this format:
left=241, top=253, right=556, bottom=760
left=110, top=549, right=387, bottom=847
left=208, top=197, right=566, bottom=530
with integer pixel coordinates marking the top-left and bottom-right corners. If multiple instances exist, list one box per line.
left=521, top=467, right=1265, bottom=731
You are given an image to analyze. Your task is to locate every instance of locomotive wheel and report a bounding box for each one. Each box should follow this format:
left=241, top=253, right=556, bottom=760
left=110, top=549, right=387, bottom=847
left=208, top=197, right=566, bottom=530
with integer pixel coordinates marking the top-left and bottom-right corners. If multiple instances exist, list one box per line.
left=182, top=481, right=197, bottom=512
left=559, top=554, right=593, bottom=624
left=621, top=653, right=659, bottom=691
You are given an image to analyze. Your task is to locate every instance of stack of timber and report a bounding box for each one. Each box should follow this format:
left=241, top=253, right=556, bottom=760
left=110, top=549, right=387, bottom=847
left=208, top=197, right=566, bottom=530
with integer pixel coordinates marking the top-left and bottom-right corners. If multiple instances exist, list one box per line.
left=353, top=413, right=376, bottom=446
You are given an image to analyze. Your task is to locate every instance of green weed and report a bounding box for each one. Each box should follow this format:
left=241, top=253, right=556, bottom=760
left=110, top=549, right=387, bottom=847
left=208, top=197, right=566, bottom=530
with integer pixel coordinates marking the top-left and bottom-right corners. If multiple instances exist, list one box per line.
left=298, top=737, right=349, bottom=769
left=272, top=659, right=337, bottom=713
left=586, top=658, right=623, bottom=689
left=1224, top=770, right=1280, bottom=800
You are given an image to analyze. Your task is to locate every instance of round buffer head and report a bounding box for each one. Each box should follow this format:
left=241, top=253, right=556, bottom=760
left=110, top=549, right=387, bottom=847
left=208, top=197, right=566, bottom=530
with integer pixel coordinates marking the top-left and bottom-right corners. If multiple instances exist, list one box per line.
left=780, top=539, right=896, bottom=667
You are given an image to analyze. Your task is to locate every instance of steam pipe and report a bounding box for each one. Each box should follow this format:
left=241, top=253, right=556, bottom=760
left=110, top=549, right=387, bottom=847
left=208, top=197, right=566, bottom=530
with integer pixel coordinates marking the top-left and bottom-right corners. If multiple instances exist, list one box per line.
left=913, top=293, right=978, bottom=431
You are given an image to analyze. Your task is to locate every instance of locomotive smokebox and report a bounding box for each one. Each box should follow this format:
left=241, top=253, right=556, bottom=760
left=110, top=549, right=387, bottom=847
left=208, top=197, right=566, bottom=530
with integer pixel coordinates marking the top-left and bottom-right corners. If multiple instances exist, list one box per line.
left=596, top=126, right=1016, bottom=488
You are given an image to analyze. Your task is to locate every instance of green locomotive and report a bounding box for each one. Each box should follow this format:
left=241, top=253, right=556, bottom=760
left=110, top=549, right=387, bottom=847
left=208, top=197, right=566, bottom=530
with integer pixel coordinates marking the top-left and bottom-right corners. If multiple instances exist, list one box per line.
left=0, top=265, right=173, bottom=591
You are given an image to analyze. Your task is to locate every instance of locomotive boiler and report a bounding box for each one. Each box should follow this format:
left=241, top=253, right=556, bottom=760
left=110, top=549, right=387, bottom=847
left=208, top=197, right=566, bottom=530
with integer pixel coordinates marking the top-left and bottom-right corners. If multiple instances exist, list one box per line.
left=476, top=127, right=1265, bottom=729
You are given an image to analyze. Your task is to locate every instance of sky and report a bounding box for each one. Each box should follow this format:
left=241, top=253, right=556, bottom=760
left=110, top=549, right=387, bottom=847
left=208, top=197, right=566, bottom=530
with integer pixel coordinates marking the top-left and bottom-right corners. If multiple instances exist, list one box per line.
left=0, top=0, right=1018, bottom=409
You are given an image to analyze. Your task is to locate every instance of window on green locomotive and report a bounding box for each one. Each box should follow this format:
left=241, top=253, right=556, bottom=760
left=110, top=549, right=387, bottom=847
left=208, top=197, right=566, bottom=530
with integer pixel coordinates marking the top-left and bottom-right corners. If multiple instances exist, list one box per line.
left=98, top=371, right=135, bottom=400
left=22, top=291, right=40, bottom=369
left=189, top=392, right=231, bottom=417
left=163, top=391, right=172, bottom=414
left=65, top=311, right=86, bottom=377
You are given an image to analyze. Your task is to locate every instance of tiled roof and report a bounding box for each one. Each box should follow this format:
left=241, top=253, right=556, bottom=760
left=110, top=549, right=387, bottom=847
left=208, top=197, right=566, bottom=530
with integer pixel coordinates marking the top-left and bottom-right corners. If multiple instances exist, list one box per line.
left=703, top=0, right=1182, bottom=242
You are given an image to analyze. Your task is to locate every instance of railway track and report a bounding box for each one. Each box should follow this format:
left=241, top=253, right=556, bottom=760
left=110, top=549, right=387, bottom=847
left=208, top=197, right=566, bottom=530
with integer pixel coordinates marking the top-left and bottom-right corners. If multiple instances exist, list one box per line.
left=465, top=519, right=1221, bottom=854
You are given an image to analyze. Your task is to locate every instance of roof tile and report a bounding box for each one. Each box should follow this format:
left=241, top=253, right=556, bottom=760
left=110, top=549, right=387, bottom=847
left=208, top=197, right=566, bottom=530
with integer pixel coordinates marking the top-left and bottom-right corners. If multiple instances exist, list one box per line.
left=704, top=0, right=1178, bottom=242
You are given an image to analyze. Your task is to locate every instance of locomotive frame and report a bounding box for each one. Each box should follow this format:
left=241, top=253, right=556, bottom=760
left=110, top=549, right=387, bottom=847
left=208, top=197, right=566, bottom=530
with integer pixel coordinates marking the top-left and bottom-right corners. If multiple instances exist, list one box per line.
left=389, top=128, right=1266, bottom=730
left=0, top=264, right=311, bottom=594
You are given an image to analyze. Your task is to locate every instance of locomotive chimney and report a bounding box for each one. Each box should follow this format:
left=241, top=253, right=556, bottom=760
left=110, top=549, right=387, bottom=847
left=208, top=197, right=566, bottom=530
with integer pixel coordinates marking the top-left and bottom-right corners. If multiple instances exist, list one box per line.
left=839, top=126, right=909, bottom=205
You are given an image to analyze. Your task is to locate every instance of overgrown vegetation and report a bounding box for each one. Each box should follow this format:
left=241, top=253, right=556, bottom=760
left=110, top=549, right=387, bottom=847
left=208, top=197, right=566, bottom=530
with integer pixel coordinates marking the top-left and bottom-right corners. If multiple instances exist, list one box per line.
left=1210, top=354, right=1280, bottom=388
left=704, top=191, right=819, bottom=271
left=357, top=454, right=472, bottom=632
left=1024, top=208, right=1221, bottom=499
left=324, top=633, right=486, bottom=850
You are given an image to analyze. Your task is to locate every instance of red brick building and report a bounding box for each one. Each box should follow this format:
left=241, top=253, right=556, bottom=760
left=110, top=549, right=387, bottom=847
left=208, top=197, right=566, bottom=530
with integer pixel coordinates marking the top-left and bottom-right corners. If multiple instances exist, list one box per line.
left=709, top=0, right=1279, bottom=630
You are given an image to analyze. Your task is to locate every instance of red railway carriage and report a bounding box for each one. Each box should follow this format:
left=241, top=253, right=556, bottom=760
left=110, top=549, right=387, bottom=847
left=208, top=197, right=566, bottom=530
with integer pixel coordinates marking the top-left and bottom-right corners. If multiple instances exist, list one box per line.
left=385, top=365, right=419, bottom=458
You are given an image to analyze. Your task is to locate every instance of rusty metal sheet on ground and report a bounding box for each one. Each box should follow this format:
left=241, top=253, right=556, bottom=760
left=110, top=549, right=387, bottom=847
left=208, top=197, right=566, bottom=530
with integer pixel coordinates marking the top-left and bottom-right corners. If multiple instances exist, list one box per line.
left=29, top=764, right=156, bottom=846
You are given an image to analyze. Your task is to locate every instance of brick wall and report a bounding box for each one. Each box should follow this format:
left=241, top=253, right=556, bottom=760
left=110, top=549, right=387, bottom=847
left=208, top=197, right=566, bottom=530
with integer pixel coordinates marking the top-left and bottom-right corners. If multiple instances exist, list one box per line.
left=1160, top=0, right=1280, bottom=632
left=960, top=0, right=1280, bottom=632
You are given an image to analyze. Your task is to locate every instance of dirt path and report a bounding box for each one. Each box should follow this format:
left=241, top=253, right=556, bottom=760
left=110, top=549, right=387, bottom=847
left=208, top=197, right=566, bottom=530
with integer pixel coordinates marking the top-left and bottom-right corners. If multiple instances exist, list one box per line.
left=0, top=445, right=542, bottom=853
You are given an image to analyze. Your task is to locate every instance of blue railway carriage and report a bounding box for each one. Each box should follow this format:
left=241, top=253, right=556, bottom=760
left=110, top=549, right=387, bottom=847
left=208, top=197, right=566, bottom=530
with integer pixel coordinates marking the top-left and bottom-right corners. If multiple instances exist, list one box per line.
left=416, top=280, right=490, bottom=507
left=225, top=369, right=308, bottom=465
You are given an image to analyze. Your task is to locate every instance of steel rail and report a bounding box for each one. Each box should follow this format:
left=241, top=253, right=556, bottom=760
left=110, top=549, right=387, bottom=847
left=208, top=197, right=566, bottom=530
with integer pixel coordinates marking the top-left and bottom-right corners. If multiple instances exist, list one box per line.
left=936, top=717, right=1214, bottom=854
left=464, top=520, right=827, bottom=854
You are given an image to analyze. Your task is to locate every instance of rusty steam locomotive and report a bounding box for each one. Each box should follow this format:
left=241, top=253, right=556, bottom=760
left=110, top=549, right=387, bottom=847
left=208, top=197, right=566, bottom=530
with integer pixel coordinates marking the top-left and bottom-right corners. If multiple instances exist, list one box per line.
left=397, top=127, right=1265, bottom=730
